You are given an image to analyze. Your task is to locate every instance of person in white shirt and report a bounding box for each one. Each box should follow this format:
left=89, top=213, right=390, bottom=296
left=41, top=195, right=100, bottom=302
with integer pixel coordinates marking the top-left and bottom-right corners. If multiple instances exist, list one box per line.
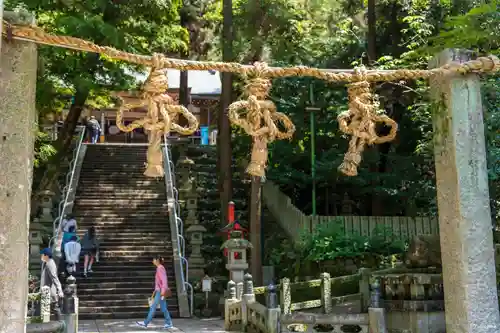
left=61, top=214, right=77, bottom=233
left=64, top=235, right=81, bottom=275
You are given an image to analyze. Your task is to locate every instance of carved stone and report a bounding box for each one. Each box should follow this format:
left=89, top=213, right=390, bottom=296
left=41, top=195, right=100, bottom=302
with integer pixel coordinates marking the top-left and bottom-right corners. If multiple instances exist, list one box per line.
left=404, top=234, right=442, bottom=268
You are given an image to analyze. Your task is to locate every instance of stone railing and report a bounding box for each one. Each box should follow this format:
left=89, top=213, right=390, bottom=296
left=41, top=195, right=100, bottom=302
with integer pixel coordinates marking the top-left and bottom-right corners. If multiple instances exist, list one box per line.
left=253, top=269, right=371, bottom=315
left=224, top=272, right=387, bottom=333
left=372, top=267, right=444, bottom=311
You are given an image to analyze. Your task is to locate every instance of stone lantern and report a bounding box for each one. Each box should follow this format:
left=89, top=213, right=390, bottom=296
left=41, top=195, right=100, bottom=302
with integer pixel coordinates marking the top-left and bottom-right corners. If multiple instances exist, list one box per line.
left=29, top=218, right=44, bottom=270
left=221, top=230, right=253, bottom=284
left=186, top=224, right=207, bottom=279
left=38, top=190, right=55, bottom=223
left=341, top=192, right=355, bottom=215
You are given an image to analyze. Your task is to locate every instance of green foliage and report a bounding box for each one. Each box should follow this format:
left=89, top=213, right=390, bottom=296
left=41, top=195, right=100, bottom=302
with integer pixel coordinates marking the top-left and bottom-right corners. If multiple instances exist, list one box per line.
left=298, top=221, right=406, bottom=262
left=34, top=131, right=57, bottom=168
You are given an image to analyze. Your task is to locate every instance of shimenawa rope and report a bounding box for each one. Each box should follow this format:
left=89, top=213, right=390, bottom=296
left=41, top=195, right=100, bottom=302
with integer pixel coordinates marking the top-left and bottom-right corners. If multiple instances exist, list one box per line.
left=3, top=21, right=500, bottom=177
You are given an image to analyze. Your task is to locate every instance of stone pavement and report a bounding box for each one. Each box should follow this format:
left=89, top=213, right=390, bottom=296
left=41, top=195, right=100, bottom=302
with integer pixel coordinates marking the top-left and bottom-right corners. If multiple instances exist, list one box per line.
left=79, top=318, right=237, bottom=333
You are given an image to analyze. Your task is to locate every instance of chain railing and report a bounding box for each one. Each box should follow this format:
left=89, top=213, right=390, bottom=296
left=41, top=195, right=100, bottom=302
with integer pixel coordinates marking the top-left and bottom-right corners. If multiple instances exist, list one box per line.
left=49, top=126, right=86, bottom=253
left=162, top=136, right=193, bottom=315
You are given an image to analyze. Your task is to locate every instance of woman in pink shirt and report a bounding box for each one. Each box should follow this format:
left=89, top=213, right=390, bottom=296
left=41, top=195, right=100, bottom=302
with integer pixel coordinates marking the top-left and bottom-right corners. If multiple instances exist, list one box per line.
left=137, top=255, right=173, bottom=329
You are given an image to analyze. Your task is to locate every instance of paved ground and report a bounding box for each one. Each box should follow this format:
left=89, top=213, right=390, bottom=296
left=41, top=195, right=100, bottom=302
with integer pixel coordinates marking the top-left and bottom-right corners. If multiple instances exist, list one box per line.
left=79, top=318, right=236, bottom=333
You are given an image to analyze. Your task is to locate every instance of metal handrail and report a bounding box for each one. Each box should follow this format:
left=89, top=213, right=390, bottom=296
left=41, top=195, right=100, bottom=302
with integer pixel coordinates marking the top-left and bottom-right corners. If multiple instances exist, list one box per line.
left=162, top=136, right=193, bottom=316
left=49, top=126, right=86, bottom=251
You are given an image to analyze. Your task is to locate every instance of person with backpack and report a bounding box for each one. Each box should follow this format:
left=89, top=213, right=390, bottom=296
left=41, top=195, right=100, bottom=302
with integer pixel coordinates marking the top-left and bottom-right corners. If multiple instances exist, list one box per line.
left=86, top=116, right=101, bottom=144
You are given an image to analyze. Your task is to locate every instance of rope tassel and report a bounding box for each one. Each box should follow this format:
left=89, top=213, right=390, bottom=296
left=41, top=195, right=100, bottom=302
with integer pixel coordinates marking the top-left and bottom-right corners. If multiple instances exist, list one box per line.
left=228, top=62, right=296, bottom=177
left=115, top=54, right=199, bottom=178
left=337, top=68, right=398, bottom=176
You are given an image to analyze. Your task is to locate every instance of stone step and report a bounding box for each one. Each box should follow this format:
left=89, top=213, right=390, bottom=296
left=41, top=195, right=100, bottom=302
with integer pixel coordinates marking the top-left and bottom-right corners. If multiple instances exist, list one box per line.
left=77, top=281, right=172, bottom=289
left=75, top=199, right=168, bottom=206
left=91, top=250, right=175, bottom=258
left=75, top=189, right=165, bottom=195
left=77, top=269, right=163, bottom=278
left=80, top=235, right=172, bottom=242
left=73, top=209, right=169, bottom=215
left=76, top=275, right=175, bottom=283
left=96, top=244, right=172, bottom=252
left=78, top=293, right=151, bottom=302
left=75, top=227, right=171, bottom=235
left=79, top=299, right=180, bottom=309
left=74, top=231, right=171, bottom=239
left=79, top=304, right=178, bottom=315
left=78, top=309, right=180, bottom=320
left=78, top=180, right=165, bottom=187
left=77, top=220, right=172, bottom=227
left=83, top=261, right=164, bottom=268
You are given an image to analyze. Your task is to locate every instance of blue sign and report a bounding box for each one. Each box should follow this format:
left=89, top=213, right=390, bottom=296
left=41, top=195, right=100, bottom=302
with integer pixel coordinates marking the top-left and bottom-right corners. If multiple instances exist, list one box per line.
left=200, top=126, right=209, bottom=145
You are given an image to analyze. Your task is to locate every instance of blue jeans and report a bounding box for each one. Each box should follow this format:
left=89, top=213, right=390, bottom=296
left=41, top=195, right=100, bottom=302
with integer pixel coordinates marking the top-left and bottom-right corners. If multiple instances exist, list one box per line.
left=145, top=291, right=172, bottom=326
left=91, top=131, right=100, bottom=144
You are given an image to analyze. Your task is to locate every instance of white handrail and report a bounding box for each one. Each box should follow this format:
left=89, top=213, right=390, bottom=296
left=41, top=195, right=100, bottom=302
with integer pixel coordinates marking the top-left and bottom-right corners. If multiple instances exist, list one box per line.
left=49, top=126, right=86, bottom=251
left=162, top=136, right=193, bottom=316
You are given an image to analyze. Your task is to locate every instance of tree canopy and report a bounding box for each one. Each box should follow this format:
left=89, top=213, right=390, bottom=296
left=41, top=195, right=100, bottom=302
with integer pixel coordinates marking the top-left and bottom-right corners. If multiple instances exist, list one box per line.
left=8, top=0, right=499, bottom=219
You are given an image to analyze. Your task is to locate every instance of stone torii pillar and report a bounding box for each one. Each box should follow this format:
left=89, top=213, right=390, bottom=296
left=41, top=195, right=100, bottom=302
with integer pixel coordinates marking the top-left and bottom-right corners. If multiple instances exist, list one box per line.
left=0, top=11, right=38, bottom=333
left=430, top=49, right=500, bottom=332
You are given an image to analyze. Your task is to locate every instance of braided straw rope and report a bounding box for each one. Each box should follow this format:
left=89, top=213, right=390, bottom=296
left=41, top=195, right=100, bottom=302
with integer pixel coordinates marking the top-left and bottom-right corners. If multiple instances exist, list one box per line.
left=115, top=54, right=198, bottom=177
left=3, top=21, right=500, bottom=176
left=337, top=68, right=398, bottom=176
left=228, top=63, right=295, bottom=177
left=4, top=22, right=499, bottom=82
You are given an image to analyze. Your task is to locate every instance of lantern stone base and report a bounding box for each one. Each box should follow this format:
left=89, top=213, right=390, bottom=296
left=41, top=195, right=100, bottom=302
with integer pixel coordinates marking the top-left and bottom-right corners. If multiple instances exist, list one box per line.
left=226, top=263, right=248, bottom=284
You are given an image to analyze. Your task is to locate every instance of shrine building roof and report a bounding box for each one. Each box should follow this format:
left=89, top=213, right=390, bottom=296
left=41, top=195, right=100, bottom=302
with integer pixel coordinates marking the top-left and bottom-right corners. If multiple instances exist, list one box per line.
left=131, top=69, right=221, bottom=95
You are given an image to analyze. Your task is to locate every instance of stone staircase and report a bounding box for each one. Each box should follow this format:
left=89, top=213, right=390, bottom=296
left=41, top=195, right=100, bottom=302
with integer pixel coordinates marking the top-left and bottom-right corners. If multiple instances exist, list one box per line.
left=72, top=144, right=179, bottom=319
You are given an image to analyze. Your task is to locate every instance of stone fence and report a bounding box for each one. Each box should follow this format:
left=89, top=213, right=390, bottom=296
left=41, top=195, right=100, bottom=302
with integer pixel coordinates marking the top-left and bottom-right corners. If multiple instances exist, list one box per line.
left=225, top=272, right=386, bottom=333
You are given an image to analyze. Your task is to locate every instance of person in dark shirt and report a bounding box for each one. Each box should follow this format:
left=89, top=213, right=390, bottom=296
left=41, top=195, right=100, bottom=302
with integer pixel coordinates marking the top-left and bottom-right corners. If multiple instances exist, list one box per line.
left=86, top=116, right=101, bottom=144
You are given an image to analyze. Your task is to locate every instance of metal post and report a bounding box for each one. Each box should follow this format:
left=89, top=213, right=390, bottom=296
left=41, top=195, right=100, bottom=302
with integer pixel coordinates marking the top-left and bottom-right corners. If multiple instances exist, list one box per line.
left=63, top=276, right=78, bottom=333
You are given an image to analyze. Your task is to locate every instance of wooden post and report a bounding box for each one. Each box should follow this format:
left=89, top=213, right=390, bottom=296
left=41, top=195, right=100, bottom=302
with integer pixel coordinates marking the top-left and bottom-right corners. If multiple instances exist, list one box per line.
left=218, top=0, right=233, bottom=226
left=250, top=175, right=263, bottom=286
left=429, top=48, right=500, bottom=332
left=280, top=277, right=291, bottom=315
left=0, top=11, right=37, bottom=333
left=320, top=272, right=332, bottom=314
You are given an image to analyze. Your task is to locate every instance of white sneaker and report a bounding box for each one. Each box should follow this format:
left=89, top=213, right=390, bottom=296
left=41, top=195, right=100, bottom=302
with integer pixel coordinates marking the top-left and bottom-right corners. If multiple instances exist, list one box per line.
left=136, top=321, right=147, bottom=328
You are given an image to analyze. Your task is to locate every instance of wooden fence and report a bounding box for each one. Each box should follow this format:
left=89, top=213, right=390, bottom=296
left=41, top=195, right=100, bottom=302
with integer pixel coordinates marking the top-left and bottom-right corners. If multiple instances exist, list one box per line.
left=262, top=180, right=439, bottom=242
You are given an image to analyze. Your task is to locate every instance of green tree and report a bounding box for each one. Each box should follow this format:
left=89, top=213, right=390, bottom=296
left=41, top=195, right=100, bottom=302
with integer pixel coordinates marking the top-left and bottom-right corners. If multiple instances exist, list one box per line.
left=5, top=0, right=188, bottom=192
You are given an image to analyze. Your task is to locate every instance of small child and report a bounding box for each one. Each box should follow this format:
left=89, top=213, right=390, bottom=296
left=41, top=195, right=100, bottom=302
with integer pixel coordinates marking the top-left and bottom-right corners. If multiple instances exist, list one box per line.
left=64, top=235, right=81, bottom=275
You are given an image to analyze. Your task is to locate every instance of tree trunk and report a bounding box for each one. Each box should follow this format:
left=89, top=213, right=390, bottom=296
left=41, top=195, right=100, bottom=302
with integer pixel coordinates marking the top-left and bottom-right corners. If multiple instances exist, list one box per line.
left=250, top=175, right=262, bottom=285
left=219, top=0, right=234, bottom=225
left=367, top=0, right=376, bottom=63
